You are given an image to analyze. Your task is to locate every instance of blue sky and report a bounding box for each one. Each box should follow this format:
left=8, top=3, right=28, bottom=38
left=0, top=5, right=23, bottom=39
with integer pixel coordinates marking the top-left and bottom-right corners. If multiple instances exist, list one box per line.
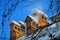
left=0, top=0, right=58, bottom=40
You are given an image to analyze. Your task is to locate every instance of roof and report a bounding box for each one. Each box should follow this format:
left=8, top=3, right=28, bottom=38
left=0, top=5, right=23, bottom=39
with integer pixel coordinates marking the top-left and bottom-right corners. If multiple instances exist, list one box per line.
left=19, top=21, right=25, bottom=26
left=11, top=20, right=20, bottom=26
left=28, top=15, right=38, bottom=24
left=33, top=9, right=48, bottom=17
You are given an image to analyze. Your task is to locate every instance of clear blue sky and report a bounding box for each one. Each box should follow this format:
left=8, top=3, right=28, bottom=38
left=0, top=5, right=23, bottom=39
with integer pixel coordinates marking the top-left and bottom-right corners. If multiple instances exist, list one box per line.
left=0, top=0, right=57, bottom=40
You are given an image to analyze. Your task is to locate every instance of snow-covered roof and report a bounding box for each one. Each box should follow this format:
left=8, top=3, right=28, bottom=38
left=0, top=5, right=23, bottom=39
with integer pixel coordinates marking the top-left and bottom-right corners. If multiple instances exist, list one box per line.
left=28, top=15, right=38, bottom=24
left=11, top=20, right=20, bottom=26
left=33, top=9, right=48, bottom=17
left=48, top=23, right=56, bottom=28
left=19, top=21, right=25, bottom=26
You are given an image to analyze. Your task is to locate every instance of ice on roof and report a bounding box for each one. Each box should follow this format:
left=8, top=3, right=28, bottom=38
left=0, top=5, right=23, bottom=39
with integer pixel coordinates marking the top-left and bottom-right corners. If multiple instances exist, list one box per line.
left=28, top=15, right=38, bottom=24
left=33, top=9, right=48, bottom=17
left=11, top=20, right=20, bottom=26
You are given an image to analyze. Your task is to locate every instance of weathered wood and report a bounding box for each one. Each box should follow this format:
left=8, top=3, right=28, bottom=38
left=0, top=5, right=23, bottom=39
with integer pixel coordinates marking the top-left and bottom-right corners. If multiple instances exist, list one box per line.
left=10, top=30, right=16, bottom=40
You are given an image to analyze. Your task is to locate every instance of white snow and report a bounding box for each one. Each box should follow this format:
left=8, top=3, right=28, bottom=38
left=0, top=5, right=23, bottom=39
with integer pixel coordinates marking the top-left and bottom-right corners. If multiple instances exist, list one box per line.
left=17, top=23, right=60, bottom=40
left=48, top=23, right=56, bottom=28
left=19, top=21, right=25, bottom=26
left=38, top=35, right=50, bottom=40
left=56, top=22, right=60, bottom=30
left=33, top=9, right=48, bottom=17
left=11, top=20, right=20, bottom=26
left=28, top=15, right=38, bottom=24
left=17, top=36, right=26, bottom=40
left=48, top=21, right=51, bottom=24
left=33, top=15, right=40, bottom=21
